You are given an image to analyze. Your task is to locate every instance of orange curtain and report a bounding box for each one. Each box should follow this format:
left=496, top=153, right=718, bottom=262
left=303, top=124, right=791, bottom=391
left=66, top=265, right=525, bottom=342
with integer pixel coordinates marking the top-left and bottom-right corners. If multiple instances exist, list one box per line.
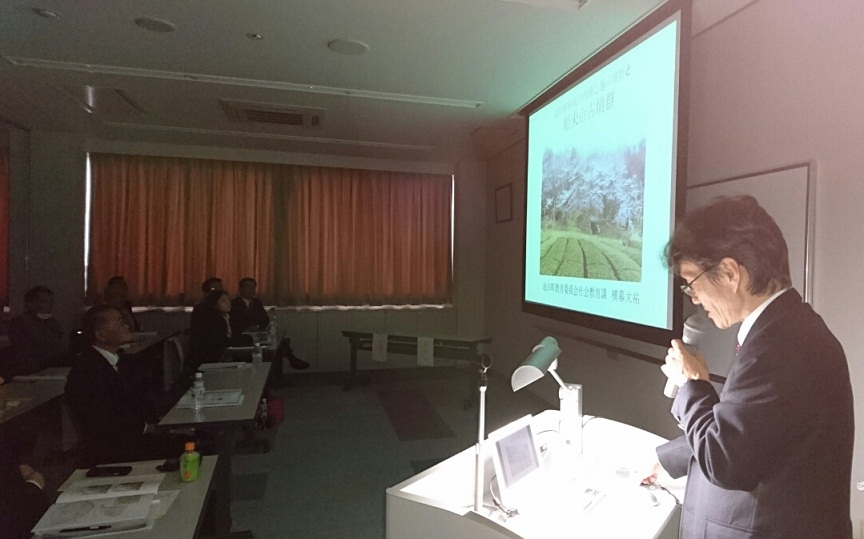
left=0, top=148, right=8, bottom=305
left=88, top=154, right=451, bottom=306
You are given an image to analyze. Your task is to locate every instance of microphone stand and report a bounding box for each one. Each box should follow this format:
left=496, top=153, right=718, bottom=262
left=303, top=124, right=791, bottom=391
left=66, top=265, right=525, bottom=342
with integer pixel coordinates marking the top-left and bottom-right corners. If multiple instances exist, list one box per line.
left=474, top=354, right=492, bottom=513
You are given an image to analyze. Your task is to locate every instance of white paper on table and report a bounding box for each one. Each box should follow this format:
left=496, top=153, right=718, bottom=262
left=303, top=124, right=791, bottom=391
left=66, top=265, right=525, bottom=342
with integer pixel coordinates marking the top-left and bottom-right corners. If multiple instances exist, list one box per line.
left=175, top=390, right=245, bottom=409
left=57, top=474, right=164, bottom=503
left=32, top=494, right=156, bottom=535
left=153, top=490, right=180, bottom=518
left=371, top=334, right=388, bottom=362
left=417, top=337, right=435, bottom=366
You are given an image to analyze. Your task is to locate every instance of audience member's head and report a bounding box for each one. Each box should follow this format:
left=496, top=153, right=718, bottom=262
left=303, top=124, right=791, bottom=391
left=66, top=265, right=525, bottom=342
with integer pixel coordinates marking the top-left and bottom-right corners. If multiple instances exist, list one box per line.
left=201, top=277, right=223, bottom=294
left=107, top=276, right=128, bottom=291
left=238, top=278, right=257, bottom=300
left=81, top=305, right=131, bottom=349
left=23, top=286, right=54, bottom=318
left=202, top=290, right=232, bottom=314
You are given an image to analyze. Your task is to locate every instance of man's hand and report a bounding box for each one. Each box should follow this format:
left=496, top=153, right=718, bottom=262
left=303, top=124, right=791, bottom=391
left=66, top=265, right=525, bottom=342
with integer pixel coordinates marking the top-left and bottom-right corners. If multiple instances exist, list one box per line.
left=19, top=464, right=46, bottom=489
left=664, top=339, right=710, bottom=383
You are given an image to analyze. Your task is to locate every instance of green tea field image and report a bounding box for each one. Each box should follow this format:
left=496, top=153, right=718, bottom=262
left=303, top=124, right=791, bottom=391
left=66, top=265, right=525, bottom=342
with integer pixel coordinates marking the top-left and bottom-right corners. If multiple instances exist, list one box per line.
left=540, top=140, right=646, bottom=281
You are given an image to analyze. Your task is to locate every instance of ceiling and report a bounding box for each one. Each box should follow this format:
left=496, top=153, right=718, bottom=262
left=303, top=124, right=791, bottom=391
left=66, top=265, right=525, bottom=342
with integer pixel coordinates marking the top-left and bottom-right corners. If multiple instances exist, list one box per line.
left=0, top=0, right=667, bottom=163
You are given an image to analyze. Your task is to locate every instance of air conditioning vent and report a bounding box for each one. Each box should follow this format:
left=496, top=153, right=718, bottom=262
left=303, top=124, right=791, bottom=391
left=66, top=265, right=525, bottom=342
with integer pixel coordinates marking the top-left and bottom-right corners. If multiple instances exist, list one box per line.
left=220, top=99, right=324, bottom=128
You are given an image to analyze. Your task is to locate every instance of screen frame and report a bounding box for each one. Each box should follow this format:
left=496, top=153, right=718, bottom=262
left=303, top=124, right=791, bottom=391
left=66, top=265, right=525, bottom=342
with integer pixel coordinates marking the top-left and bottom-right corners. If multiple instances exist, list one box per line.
left=519, top=0, right=691, bottom=347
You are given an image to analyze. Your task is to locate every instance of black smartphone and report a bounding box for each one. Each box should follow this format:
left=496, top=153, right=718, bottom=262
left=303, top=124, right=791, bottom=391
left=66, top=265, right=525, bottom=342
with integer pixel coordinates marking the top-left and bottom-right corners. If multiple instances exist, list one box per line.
left=156, top=458, right=179, bottom=472
left=85, top=465, right=133, bottom=477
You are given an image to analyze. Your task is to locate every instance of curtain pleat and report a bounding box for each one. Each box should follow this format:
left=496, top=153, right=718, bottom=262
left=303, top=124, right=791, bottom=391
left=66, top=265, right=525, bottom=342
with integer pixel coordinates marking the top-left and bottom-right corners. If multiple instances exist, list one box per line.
left=0, top=149, right=8, bottom=305
left=88, top=154, right=451, bottom=306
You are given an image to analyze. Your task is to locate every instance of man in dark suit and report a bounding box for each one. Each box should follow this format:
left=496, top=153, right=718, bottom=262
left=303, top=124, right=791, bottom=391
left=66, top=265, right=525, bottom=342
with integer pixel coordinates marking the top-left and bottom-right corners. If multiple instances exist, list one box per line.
left=655, top=196, right=853, bottom=538
left=229, top=277, right=309, bottom=380
left=65, top=305, right=187, bottom=466
left=6, top=286, right=67, bottom=378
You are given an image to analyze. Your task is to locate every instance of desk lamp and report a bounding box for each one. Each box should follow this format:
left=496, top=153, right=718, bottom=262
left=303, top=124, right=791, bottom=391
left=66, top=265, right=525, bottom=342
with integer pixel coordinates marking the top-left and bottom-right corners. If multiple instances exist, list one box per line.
left=512, top=337, right=583, bottom=460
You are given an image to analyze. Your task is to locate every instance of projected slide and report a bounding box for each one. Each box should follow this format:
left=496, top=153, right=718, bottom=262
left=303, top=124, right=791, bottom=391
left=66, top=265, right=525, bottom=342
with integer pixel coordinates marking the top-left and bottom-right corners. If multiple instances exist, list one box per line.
left=524, top=14, right=680, bottom=331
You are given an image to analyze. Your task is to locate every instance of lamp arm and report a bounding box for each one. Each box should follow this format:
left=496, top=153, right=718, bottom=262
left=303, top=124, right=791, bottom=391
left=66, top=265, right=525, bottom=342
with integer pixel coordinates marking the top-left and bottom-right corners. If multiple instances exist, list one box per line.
left=548, top=368, right=569, bottom=392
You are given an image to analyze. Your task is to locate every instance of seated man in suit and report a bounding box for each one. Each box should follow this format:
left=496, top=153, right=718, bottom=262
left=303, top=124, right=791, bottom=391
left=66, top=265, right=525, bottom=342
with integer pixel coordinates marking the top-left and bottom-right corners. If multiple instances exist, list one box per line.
left=103, top=275, right=141, bottom=332
left=6, top=286, right=68, bottom=378
left=65, top=305, right=188, bottom=465
left=229, top=277, right=309, bottom=382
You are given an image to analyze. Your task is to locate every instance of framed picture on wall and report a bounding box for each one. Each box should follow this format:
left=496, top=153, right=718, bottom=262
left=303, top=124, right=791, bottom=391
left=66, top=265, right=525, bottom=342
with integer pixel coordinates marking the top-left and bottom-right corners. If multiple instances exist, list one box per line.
left=495, top=183, right=513, bottom=223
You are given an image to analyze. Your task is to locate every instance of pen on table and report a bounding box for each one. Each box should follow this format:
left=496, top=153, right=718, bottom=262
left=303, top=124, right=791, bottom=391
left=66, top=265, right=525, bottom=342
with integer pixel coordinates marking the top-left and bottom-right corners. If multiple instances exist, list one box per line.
left=59, top=525, right=112, bottom=532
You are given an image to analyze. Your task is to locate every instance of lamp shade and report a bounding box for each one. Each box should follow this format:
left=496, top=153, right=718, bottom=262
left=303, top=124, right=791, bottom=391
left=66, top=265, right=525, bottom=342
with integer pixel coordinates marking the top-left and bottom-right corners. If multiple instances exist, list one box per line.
left=511, top=336, right=561, bottom=391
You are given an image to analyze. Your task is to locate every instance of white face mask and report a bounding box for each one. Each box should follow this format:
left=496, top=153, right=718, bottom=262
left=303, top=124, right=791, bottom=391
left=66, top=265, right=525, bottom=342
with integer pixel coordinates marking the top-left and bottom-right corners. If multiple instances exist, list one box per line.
left=36, top=312, right=53, bottom=320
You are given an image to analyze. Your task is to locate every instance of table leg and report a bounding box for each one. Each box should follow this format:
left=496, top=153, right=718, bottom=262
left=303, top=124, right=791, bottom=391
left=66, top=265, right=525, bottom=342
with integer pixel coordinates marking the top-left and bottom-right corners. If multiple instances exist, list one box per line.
left=343, top=341, right=359, bottom=391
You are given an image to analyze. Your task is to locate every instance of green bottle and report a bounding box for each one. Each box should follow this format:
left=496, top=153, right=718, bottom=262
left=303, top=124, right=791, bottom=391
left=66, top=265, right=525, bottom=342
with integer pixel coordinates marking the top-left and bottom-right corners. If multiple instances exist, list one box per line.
left=179, top=441, right=200, bottom=482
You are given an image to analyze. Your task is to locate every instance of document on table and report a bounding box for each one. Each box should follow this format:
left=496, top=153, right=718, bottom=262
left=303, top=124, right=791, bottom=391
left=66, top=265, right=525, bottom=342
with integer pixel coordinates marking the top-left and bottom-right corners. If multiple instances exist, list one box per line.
left=417, top=337, right=435, bottom=366
left=372, top=334, right=388, bottom=362
left=57, top=474, right=164, bottom=503
left=32, top=494, right=157, bottom=536
left=175, top=389, right=245, bottom=409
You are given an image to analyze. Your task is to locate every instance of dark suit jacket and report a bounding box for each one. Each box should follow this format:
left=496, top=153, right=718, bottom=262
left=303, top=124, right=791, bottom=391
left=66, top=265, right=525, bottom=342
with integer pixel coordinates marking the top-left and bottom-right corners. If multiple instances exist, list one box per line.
left=229, top=297, right=270, bottom=336
left=657, top=289, right=854, bottom=538
left=6, top=312, right=67, bottom=376
left=188, top=304, right=252, bottom=371
left=65, top=346, right=157, bottom=465
left=0, top=438, right=50, bottom=539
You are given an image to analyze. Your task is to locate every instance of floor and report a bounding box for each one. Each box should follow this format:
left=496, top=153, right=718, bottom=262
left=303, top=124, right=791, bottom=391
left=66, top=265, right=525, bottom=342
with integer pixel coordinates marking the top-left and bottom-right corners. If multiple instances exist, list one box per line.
left=230, top=365, right=550, bottom=538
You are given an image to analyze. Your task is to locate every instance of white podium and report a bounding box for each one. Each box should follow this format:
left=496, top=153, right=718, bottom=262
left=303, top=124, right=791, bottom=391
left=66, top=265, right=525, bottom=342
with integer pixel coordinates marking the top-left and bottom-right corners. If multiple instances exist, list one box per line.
left=386, top=411, right=686, bottom=539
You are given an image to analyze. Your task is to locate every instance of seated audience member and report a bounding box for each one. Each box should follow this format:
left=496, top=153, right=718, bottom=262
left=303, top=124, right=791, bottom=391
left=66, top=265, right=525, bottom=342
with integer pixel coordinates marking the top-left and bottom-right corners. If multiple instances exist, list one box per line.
left=103, top=275, right=141, bottom=332
left=230, top=277, right=309, bottom=379
left=188, top=290, right=252, bottom=371
left=6, top=286, right=67, bottom=377
left=65, top=305, right=188, bottom=465
left=201, top=277, right=223, bottom=295
left=0, top=437, right=50, bottom=539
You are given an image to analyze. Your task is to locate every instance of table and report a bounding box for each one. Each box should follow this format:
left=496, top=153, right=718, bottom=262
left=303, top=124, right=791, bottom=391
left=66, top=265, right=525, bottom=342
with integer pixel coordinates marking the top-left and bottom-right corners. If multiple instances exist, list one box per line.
left=0, top=367, right=68, bottom=430
left=158, top=362, right=270, bottom=538
left=55, top=457, right=218, bottom=539
left=386, top=411, right=687, bottom=539
left=340, top=331, right=491, bottom=401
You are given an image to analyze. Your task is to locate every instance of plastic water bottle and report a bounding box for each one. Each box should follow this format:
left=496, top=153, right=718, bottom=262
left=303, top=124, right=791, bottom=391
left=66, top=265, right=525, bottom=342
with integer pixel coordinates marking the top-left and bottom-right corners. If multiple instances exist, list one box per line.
left=267, top=320, right=277, bottom=348
left=179, top=441, right=200, bottom=483
left=252, top=343, right=263, bottom=364
left=192, top=372, right=205, bottom=410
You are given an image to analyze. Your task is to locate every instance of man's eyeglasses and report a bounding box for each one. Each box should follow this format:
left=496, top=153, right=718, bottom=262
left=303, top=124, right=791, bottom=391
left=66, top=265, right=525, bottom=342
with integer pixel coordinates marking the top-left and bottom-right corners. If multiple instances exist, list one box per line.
left=679, top=267, right=712, bottom=297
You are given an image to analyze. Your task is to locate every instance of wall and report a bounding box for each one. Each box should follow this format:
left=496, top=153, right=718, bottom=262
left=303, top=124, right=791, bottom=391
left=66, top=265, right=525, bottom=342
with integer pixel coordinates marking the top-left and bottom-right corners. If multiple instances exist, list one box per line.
left=13, top=133, right=486, bottom=372
left=483, top=0, right=864, bottom=532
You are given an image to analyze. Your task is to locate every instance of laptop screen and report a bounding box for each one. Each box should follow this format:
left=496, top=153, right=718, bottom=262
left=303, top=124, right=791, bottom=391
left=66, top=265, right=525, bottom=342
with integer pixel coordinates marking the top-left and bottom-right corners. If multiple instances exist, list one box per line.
left=494, top=423, right=541, bottom=490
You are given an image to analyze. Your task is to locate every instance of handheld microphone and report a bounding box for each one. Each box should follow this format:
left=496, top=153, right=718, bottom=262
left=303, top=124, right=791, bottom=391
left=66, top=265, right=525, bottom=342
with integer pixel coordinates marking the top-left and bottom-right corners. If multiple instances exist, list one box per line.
left=664, top=312, right=709, bottom=398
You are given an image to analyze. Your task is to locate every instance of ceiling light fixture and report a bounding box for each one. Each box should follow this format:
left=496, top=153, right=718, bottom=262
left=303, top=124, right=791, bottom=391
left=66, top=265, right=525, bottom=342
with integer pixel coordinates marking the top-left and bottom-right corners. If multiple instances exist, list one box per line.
left=246, top=33, right=264, bottom=40
left=327, top=39, right=369, bottom=56
left=33, top=7, right=61, bottom=19
left=134, top=17, right=176, bottom=33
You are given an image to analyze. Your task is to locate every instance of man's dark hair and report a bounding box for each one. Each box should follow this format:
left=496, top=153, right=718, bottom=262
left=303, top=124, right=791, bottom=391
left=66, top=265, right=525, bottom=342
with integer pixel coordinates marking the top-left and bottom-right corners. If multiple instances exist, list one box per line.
left=201, top=289, right=230, bottom=310
left=80, top=305, right=121, bottom=344
left=107, top=276, right=126, bottom=287
left=665, top=195, right=792, bottom=296
left=24, top=285, right=53, bottom=304
left=201, top=277, right=222, bottom=293
left=238, top=277, right=256, bottom=288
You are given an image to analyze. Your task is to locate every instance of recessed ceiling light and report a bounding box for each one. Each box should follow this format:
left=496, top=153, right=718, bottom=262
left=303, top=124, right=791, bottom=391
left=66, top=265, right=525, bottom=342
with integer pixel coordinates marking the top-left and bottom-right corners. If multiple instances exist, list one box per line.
left=247, top=33, right=264, bottom=40
left=134, top=17, right=176, bottom=33
left=327, top=39, right=369, bottom=56
left=33, top=7, right=61, bottom=19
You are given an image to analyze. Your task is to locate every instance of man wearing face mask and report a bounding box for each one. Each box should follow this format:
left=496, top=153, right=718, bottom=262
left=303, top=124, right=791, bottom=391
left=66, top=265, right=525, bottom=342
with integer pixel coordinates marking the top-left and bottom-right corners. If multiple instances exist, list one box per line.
left=6, top=286, right=67, bottom=378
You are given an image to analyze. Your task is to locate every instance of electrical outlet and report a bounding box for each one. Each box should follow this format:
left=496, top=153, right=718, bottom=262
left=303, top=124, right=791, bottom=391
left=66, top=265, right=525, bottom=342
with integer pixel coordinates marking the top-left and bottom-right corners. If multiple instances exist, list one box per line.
left=857, top=481, right=864, bottom=491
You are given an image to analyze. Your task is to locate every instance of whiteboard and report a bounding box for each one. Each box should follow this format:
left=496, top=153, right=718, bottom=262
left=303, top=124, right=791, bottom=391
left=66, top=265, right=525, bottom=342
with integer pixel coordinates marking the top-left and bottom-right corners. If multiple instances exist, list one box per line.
left=684, top=162, right=815, bottom=381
